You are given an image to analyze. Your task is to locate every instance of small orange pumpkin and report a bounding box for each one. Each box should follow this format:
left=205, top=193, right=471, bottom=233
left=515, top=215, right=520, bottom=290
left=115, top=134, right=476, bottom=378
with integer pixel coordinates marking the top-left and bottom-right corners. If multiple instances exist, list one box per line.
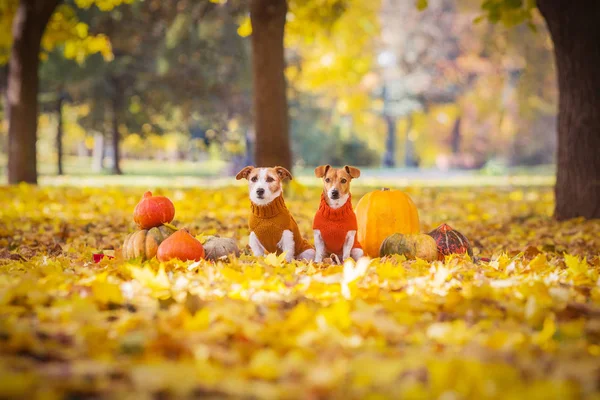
left=133, top=191, right=175, bottom=229
left=355, top=188, right=420, bottom=257
left=157, top=229, right=205, bottom=262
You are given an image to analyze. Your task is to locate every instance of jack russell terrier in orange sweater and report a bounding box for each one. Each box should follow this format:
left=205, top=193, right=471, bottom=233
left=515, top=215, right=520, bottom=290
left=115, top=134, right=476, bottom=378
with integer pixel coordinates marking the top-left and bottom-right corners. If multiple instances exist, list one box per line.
left=313, top=165, right=364, bottom=262
left=236, top=166, right=315, bottom=262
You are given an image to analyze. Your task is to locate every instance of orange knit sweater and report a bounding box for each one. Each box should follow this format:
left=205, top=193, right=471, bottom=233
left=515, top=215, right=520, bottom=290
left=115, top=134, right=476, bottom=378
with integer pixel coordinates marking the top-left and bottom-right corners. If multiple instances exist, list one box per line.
left=249, top=194, right=313, bottom=256
left=313, top=193, right=362, bottom=257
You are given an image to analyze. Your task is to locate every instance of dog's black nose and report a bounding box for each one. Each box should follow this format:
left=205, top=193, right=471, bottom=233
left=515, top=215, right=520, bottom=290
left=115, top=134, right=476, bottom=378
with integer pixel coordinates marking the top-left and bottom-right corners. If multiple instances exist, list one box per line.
left=331, top=189, right=339, bottom=199
left=256, top=188, right=265, bottom=197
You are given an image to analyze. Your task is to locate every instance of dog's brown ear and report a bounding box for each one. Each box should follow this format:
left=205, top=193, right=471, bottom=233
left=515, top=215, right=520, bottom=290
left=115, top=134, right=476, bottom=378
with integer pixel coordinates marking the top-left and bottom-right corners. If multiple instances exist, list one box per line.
left=274, top=166, right=293, bottom=181
left=314, top=164, right=331, bottom=178
left=235, top=166, right=254, bottom=180
left=344, top=165, right=361, bottom=179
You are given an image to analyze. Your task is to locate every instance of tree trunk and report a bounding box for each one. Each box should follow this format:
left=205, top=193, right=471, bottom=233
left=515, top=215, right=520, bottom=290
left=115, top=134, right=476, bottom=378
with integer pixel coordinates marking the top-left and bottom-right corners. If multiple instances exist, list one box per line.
left=450, top=116, right=461, bottom=155
left=404, top=115, right=417, bottom=167
left=538, top=0, right=600, bottom=220
left=381, top=84, right=396, bottom=168
left=244, top=127, right=255, bottom=166
left=109, top=79, right=122, bottom=175
left=382, top=114, right=396, bottom=168
left=6, top=0, right=60, bottom=184
left=56, top=92, right=64, bottom=175
left=250, top=0, right=291, bottom=169
left=92, top=132, right=105, bottom=172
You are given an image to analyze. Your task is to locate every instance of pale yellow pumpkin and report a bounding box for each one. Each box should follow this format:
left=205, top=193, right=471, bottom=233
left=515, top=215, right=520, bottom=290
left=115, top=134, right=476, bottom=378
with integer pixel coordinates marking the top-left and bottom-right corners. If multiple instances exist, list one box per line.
left=380, top=233, right=437, bottom=261
left=355, top=188, right=420, bottom=257
left=122, top=225, right=176, bottom=261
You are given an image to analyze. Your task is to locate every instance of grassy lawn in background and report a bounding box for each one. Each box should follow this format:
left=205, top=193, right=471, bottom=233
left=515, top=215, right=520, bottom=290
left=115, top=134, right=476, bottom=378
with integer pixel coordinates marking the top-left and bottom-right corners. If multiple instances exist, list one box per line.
left=0, top=155, right=556, bottom=188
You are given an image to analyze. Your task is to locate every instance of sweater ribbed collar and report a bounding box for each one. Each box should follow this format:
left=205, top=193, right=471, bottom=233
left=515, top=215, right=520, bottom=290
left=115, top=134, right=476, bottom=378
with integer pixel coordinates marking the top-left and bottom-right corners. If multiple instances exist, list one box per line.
left=251, top=194, right=287, bottom=218
left=317, top=192, right=354, bottom=221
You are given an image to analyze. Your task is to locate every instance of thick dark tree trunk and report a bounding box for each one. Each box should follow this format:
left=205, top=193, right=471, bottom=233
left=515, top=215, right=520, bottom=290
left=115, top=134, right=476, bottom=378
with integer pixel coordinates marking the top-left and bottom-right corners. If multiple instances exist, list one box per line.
left=250, top=0, right=291, bottom=170
left=538, top=0, right=600, bottom=220
left=56, top=93, right=64, bottom=175
left=6, top=0, right=60, bottom=184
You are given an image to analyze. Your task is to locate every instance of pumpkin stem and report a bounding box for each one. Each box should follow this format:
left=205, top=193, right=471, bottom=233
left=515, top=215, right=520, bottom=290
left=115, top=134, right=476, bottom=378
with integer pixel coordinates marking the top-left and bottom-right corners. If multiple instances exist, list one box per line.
left=382, top=188, right=390, bottom=191
left=143, top=191, right=152, bottom=198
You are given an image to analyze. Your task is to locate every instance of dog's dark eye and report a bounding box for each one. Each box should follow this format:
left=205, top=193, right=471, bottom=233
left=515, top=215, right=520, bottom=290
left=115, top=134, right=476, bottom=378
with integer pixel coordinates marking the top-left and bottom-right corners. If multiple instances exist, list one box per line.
left=266, top=176, right=274, bottom=183
left=325, top=178, right=330, bottom=183
left=251, top=176, right=258, bottom=182
left=341, top=179, right=347, bottom=184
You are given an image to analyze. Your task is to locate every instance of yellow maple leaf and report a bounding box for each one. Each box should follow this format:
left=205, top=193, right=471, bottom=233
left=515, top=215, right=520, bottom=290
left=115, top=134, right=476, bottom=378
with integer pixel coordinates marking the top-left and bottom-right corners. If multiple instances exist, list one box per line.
left=129, top=265, right=171, bottom=299
left=564, top=254, right=589, bottom=277
left=528, top=253, right=548, bottom=271
left=91, top=280, right=123, bottom=305
left=264, top=252, right=287, bottom=267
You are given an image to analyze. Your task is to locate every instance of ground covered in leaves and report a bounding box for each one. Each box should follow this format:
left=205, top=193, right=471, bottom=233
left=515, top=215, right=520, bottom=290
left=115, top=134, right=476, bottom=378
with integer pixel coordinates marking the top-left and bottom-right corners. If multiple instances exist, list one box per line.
left=0, top=184, right=599, bottom=399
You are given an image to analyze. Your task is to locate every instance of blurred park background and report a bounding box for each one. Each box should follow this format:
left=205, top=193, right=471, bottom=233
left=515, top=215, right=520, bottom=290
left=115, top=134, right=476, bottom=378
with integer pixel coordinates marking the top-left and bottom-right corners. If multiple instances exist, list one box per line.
left=0, top=0, right=558, bottom=186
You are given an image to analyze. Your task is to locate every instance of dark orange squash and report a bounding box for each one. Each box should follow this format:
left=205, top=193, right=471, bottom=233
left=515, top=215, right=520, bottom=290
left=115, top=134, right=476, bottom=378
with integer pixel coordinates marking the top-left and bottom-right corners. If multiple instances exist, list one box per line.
left=133, top=191, right=175, bottom=229
left=427, top=223, right=473, bottom=260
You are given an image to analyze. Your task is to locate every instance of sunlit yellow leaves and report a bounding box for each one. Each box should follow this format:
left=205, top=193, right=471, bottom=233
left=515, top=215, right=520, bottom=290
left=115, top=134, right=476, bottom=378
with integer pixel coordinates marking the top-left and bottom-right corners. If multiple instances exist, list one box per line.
left=528, top=252, right=548, bottom=271
left=427, top=320, right=472, bottom=345
left=237, top=16, right=252, bottom=37
left=264, top=252, right=287, bottom=267
left=283, top=0, right=381, bottom=146
left=182, top=307, right=211, bottom=331
left=129, top=265, right=171, bottom=299
left=0, top=1, right=118, bottom=66
left=564, top=254, right=596, bottom=284
left=416, top=0, right=428, bottom=11
left=74, top=0, right=134, bottom=11
left=0, top=0, right=16, bottom=62
left=0, top=370, right=36, bottom=399
left=351, top=355, right=405, bottom=388
left=63, top=34, right=113, bottom=64
left=0, top=185, right=599, bottom=398
left=285, top=302, right=314, bottom=330
left=130, top=362, right=200, bottom=396
left=248, top=348, right=280, bottom=380
left=532, top=316, right=556, bottom=349
left=91, top=280, right=124, bottom=305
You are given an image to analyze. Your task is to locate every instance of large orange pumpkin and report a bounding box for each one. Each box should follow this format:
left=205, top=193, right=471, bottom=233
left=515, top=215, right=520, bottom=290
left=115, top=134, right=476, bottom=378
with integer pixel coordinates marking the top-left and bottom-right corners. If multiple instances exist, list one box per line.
left=133, top=191, right=175, bottom=229
left=355, top=188, right=420, bottom=257
left=157, top=229, right=205, bottom=262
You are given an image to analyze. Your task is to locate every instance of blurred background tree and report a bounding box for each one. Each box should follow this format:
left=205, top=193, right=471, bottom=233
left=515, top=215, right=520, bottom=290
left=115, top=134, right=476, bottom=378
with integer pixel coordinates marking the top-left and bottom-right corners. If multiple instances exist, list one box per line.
left=1, top=0, right=121, bottom=184
left=0, top=0, right=598, bottom=219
